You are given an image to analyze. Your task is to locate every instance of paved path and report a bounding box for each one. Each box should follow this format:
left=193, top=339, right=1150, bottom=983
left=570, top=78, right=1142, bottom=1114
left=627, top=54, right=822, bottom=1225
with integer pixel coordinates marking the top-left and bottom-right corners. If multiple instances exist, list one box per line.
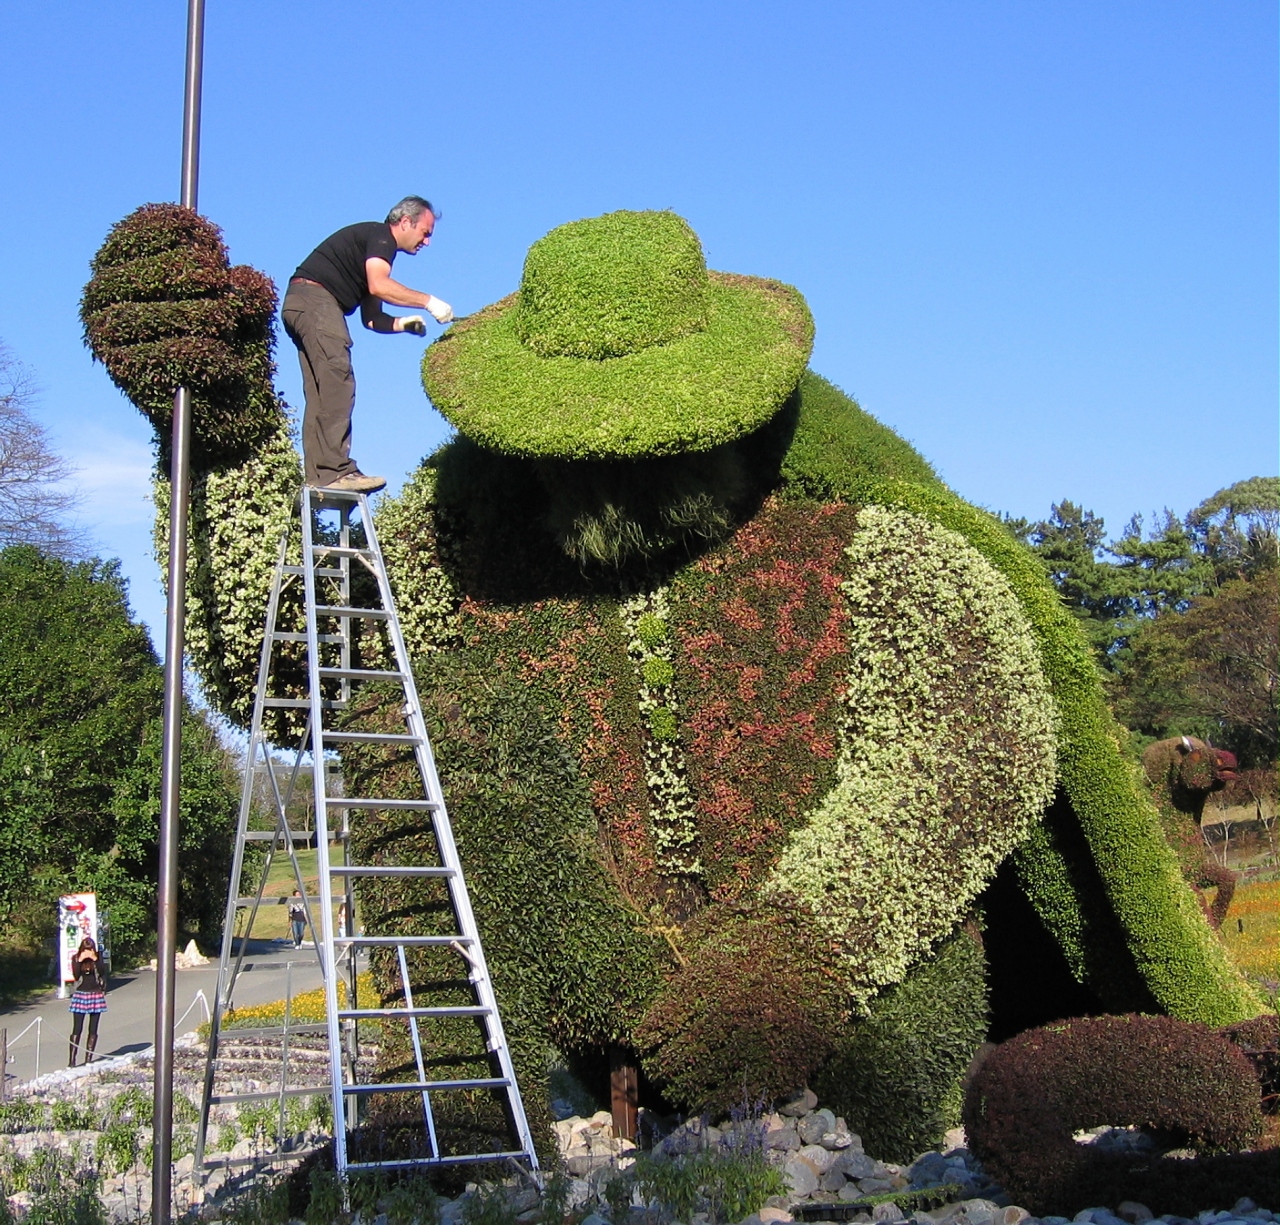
left=0, top=941, right=327, bottom=1087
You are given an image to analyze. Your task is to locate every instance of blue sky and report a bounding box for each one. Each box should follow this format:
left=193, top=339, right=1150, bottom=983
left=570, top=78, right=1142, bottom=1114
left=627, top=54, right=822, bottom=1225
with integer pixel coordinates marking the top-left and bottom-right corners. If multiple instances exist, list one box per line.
left=0, top=1, right=1275, bottom=645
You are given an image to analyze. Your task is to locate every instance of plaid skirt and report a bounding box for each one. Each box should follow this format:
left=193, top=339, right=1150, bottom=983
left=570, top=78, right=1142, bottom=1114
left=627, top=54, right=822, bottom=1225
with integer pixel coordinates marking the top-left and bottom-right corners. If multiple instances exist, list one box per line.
left=69, top=990, right=107, bottom=1014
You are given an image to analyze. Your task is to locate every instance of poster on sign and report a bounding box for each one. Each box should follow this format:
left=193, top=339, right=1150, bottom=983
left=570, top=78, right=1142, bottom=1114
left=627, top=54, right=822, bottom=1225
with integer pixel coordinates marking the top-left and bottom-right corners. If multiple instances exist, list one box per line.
left=58, top=893, right=99, bottom=985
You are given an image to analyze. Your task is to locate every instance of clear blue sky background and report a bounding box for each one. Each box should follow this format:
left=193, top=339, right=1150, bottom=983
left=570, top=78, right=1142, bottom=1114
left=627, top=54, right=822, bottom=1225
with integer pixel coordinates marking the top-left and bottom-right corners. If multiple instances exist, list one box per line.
left=0, top=1, right=1274, bottom=645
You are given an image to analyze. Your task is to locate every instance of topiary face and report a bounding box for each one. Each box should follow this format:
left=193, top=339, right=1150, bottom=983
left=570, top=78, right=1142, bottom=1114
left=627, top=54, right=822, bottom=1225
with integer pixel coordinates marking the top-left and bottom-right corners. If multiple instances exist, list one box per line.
left=513, top=210, right=710, bottom=359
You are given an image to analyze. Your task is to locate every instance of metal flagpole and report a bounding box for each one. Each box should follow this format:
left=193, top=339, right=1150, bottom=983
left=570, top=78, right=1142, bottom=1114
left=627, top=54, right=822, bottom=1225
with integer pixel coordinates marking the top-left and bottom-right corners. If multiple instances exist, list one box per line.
left=152, top=2, right=205, bottom=1221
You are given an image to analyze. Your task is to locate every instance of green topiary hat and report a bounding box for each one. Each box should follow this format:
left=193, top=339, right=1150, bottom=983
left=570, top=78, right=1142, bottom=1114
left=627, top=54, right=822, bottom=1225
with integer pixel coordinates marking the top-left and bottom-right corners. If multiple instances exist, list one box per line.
left=423, top=210, right=814, bottom=459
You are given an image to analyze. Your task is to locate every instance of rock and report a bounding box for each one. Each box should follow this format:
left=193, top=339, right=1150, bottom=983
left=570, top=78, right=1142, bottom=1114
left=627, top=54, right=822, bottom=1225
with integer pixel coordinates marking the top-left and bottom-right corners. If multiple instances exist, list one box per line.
left=784, top=1154, right=820, bottom=1198
left=837, top=1152, right=883, bottom=1181
left=799, top=1110, right=837, bottom=1145
left=860, top=1180, right=898, bottom=1196
left=760, top=1208, right=793, bottom=1223
left=819, top=1170, right=847, bottom=1193
left=874, top=1207, right=906, bottom=1224
left=999, top=1210, right=1029, bottom=1225
left=508, top=1187, right=540, bottom=1213
left=767, top=1126, right=802, bottom=1152
left=958, top=1200, right=1001, bottom=1225
left=822, top=1130, right=854, bottom=1151
left=779, top=1088, right=819, bottom=1118
left=1117, top=1206, right=1153, bottom=1224
left=738, top=1216, right=764, bottom=1225
left=799, top=1144, right=840, bottom=1175
left=909, top=1153, right=951, bottom=1187
left=580, top=1215, right=610, bottom=1225
left=839, top=1185, right=867, bottom=1203
left=1233, top=1204, right=1258, bottom=1218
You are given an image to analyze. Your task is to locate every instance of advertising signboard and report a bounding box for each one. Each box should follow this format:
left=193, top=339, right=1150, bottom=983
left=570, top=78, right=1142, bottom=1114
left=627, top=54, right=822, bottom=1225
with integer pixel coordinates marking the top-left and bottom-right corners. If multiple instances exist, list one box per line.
left=57, top=892, right=99, bottom=986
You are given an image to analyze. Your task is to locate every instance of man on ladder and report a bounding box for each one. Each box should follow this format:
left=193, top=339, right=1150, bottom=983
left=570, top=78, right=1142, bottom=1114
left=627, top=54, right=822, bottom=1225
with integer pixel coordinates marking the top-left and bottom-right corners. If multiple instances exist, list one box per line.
left=282, top=195, right=454, bottom=495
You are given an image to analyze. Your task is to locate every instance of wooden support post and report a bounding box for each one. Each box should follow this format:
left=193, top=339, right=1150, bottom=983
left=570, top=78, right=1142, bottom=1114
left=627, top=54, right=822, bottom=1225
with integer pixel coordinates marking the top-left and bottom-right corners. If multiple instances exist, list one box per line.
left=608, top=1046, right=638, bottom=1141
left=0, top=1028, right=8, bottom=1102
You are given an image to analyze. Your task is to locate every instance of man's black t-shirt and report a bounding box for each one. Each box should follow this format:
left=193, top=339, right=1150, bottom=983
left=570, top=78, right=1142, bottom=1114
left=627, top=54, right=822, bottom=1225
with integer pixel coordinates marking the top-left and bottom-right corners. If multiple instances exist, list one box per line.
left=293, top=222, right=398, bottom=315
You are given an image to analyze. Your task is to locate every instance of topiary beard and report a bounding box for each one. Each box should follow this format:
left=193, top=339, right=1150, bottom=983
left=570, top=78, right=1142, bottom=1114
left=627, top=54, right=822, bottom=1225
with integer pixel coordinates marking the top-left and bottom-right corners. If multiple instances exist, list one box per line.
left=435, top=390, right=800, bottom=573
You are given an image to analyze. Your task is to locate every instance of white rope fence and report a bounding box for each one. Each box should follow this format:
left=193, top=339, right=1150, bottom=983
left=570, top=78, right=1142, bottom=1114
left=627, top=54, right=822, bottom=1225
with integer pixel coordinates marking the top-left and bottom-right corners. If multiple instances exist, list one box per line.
left=0, top=990, right=210, bottom=1094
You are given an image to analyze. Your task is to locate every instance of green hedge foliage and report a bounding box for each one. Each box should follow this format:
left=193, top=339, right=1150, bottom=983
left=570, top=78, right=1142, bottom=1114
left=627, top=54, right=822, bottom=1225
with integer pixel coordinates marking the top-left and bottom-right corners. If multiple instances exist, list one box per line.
left=422, top=211, right=813, bottom=460
left=82, top=204, right=288, bottom=468
left=513, top=210, right=711, bottom=359
left=962, top=1014, right=1268, bottom=1216
left=338, top=657, right=665, bottom=1158
left=814, top=927, right=989, bottom=1163
left=635, top=903, right=845, bottom=1115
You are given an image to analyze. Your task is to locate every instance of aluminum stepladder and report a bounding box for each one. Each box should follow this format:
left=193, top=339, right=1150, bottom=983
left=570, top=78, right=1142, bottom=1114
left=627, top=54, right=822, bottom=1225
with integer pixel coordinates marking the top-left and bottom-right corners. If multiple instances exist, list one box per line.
left=196, top=484, right=538, bottom=1183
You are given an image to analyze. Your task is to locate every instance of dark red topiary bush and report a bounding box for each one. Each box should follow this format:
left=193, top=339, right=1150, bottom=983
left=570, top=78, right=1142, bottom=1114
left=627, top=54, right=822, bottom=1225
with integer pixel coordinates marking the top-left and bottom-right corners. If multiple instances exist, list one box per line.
left=1221, top=1013, right=1280, bottom=1113
left=81, top=203, right=286, bottom=468
left=963, top=1014, right=1270, bottom=1216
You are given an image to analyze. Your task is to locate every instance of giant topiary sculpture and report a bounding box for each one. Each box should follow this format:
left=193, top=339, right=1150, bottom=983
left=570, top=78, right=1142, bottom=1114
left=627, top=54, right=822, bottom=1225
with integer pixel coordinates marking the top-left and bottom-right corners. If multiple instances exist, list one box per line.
left=83, top=205, right=1262, bottom=1162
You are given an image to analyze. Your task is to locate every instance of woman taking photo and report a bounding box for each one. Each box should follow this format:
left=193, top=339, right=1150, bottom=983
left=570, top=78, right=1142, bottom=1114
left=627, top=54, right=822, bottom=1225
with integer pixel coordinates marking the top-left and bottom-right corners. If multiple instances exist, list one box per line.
left=68, top=937, right=107, bottom=1066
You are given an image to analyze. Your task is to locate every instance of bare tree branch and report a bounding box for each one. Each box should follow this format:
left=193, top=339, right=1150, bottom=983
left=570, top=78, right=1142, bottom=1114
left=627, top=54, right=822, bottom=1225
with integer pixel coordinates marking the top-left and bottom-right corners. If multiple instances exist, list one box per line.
left=0, top=343, right=86, bottom=556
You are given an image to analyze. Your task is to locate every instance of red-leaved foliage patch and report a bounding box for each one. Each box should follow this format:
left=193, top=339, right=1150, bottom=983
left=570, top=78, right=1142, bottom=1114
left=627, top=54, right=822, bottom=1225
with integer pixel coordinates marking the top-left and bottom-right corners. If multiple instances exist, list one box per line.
left=671, top=496, right=857, bottom=896
left=964, top=1014, right=1269, bottom=1216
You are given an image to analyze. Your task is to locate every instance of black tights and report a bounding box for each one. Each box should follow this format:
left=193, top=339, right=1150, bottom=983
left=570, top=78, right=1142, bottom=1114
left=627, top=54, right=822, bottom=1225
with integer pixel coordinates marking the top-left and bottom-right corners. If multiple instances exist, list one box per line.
left=69, top=1012, right=100, bottom=1066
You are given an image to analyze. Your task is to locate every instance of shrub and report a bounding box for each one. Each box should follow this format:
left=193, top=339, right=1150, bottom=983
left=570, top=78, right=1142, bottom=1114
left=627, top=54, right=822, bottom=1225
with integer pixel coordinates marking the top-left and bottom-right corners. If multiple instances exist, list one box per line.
left=81, top=204, right=287, bottom=469
left=814, top=927, right=989, bottom=1162
left=630, top=1147, right=786, bottom=1225
left=1220, top=1012, right=1280, bottom=1110
left=635, top=904, right=845, bottom=1113
left=963, top=1014, right=1266, bottom=1216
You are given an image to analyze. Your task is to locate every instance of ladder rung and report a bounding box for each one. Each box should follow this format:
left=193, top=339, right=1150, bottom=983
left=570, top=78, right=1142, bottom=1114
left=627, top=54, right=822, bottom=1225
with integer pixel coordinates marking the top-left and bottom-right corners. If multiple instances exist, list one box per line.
left=343, top=1077, right=509, bottom=1095
left=327, top=798, right=439, bottom=811
left=337, top=1006, right=490, bottom=1019
left=283, top=564, right=344, bottom=578
left=318, top=667, right=406, bottom=682
left=339, top=936, right=472, bottom=947
left=201, top=1149, right=322, bottom=1170
left=263, top=697, right=347, bottom=710
left=311, top=545, right=376, bottom=559
left=314, top=604, right=391, bottom=620
left=207, top=1086, right=332, bottom=1105
left=244, top=830, right=313, bottom=841
left=321, top=731, right=423, bottom=746
left=329, top=866, right=453, bottom=879
left=273, top=631, right=343, bottom=644
left=212, top=1023, right=328, bottom=1038
left=346, top=1153, right=529, bottom=1172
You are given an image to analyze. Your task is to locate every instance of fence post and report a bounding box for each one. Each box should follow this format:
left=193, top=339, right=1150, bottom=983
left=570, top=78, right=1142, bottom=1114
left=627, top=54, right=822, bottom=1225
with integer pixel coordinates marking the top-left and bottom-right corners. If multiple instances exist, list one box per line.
left=0, top=1027, right=8, bottom=1102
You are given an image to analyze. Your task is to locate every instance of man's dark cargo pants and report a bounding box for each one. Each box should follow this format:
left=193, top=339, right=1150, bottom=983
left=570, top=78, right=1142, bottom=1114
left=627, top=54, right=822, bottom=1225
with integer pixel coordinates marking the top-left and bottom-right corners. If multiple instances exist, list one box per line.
left=282, top=280, right=359, bottom=487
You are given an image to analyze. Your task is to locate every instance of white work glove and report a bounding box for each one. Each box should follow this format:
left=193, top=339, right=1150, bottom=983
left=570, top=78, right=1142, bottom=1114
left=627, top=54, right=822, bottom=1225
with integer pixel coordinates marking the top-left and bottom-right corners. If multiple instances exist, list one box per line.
left=425, top=295, right=454, bottom=324
left=396, top=315, right=427, bottom=336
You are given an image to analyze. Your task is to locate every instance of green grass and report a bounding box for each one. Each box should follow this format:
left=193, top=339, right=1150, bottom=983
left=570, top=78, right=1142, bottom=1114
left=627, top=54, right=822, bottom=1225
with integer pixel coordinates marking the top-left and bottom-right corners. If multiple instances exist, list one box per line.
left=234, top=844, right=349, bottom=943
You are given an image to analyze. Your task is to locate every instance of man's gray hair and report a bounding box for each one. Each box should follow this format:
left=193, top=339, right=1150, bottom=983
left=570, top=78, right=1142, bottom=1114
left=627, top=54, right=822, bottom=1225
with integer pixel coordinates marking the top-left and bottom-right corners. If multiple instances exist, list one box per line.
left=386, top=195, right=439, bottom=225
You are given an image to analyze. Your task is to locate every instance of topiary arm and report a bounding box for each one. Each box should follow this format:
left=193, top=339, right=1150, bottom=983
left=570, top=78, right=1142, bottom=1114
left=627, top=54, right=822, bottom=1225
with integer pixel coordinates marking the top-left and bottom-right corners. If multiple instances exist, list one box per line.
left=83, top=205, right=302, bottom=731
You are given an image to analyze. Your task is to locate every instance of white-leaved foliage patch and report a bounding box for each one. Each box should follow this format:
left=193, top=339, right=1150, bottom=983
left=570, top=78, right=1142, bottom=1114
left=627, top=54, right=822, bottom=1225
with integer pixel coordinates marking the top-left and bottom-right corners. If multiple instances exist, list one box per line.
left=766, top=506, right=1057, bottom=1011
left=620, top=588, right=702, bottom=877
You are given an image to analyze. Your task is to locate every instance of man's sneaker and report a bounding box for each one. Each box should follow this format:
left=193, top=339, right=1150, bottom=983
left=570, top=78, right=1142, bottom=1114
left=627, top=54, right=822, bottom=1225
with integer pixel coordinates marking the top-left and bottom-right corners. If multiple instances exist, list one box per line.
left=318, top=471, right=387, bottom=494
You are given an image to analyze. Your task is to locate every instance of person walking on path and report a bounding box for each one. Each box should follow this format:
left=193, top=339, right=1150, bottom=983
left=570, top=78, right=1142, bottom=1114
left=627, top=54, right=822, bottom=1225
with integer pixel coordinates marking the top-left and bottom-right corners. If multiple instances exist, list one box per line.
left=67, top=938, right=107, bottom=1067
left=287, top=890, right=308, bottom=948
left=282, top=195, right=454, bottom=494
